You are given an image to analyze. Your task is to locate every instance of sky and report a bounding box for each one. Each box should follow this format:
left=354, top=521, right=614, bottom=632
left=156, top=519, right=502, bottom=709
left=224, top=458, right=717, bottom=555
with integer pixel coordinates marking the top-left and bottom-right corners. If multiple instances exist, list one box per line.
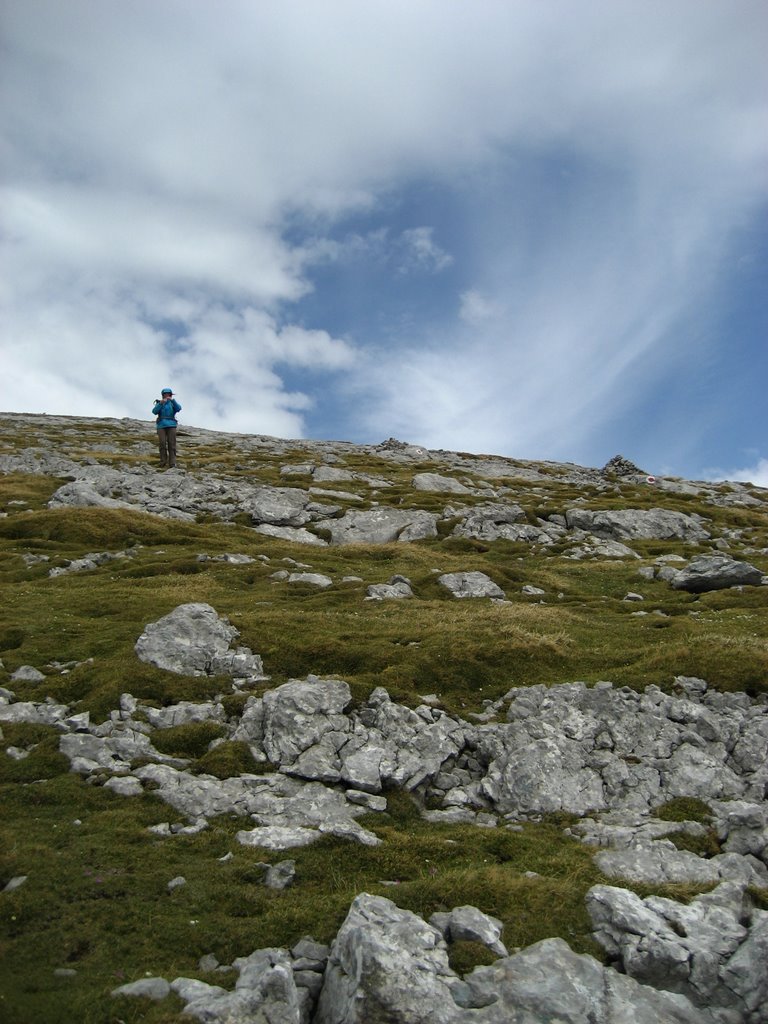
left=1, top=0, right=767, bottom=484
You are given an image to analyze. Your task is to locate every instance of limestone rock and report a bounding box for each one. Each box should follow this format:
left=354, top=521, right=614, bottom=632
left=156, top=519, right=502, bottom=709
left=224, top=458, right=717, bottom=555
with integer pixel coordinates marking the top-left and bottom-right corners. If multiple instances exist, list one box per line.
left=60, top=730, right=182, bottom=775
left=48, top=549, right=135, bottom=576
left=461, top=937, right=711, bottom=1023
left=287, top=572, right=333, bottom=588
left=264, top=860, right=296, bottom=890
left=312, top=466, right=355, bottom=483
left=244, top=486, right=313, bottom=527
left=565, top=507, right=710, bottom=542
left=365, top=580, right=413, bottom=599
left=104, top=776, right=144, bottom=797
left=314, top=893, right=457, bottom=1023
left=671, top=554, right=764, bottom=592
left=587, top=880, right=768, bottom=1021
left=412, top=472, right=472, bottom=494
left=594, top=842, right=768, bottom=886
left=238, top=826, right=320, bottom=850
left=134, top=603, right=266, bottom=680
left=322, top=507, right=438, bottom=544
left=261, top=677, right=352, bottom=775
left=437, top=571, right=506, bottom=599
left=173, top=948, right=302, bottom=1024
left=111, top=977, right=171, bottom=1000
left=0, top=699, right=70, bottom=727
left=254, top=524, right=328, bottom=545
left=567, top=537, right=641, bottom=559
left=134, top=763, right=381, bottom=848
left=49, top=479, right=136, bottom=511
left=712, top=800, right=768, bottom=863
left=315, top=893, right=710, bottom=1024
left=9, top=665, right=46, bottom=683
left=3, top=875, right=28, bottom=893
left=476, top=680, right=765, bottom=818
left=451, top=502, right=559, bottom=544
left=141, top=699, right=225, bottom=730
left=429, top=905, right=508, bottom=957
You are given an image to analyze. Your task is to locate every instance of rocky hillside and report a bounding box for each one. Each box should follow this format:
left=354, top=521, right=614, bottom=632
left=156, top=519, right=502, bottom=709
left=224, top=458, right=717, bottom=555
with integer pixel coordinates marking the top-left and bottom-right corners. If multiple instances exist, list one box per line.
left=0, top=412, right=766, bottom=1023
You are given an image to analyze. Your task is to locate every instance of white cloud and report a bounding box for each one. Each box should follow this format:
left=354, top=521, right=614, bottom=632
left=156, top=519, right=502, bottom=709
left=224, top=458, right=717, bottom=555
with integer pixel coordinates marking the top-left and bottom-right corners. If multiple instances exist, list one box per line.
left=459, top=290, right=501, bottom=326
left=299, top=226, right=451, bottom=277
left=395, top=228, right=453, bottom=275
left=1, top=0, right=766, bottom=466
left=704, top=458, right=768, bottom=488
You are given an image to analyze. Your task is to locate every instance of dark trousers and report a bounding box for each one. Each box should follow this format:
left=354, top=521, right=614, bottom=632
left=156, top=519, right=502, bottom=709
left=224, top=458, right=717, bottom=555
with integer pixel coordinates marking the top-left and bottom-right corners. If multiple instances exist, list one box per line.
left=157, top=427, right=177, bottom=467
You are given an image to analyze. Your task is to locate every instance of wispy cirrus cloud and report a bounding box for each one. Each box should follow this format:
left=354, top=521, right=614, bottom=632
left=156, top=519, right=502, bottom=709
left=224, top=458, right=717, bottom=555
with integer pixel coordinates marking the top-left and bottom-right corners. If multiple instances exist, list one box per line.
left=0, top=1, right=765, bottom=474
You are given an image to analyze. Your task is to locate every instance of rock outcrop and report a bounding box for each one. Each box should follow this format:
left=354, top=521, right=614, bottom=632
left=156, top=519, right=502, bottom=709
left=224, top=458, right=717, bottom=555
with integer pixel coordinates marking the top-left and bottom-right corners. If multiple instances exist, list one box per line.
left=588, top=880, right=768, bottom=1022
left=3, top=413, right=768, bottom=1022
left=113, top=889, right=762, bottom=1023
left=7, top=650, right=768, bottom=888
left=564, top=507, right=710, bottom=543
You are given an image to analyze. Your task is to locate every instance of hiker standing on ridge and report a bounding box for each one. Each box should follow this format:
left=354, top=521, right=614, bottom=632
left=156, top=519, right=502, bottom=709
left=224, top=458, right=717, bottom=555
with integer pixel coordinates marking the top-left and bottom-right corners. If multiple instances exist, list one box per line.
left=152, top=388, right=182, bottom=468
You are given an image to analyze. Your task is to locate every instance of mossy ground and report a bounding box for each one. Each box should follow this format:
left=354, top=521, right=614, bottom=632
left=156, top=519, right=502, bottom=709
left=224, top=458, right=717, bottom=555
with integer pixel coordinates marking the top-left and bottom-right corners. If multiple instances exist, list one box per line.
left=1, top=419, right=767, bottom=1021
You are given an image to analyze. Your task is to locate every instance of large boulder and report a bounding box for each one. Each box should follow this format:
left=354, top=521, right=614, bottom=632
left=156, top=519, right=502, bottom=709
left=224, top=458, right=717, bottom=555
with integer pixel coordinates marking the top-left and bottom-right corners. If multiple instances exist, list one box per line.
left=460, top=938, right=711, bottom=1023
left=671, top=554, right=764, bottom=592
left=134, top=603, right=266, bottom=680
left=321, top=508, right=438, bottom=544
left=450, top=502, right=562, bottom=545
left=314, top=893, right=459, bottom=1023
left=565, top=508, right=710, bottom=542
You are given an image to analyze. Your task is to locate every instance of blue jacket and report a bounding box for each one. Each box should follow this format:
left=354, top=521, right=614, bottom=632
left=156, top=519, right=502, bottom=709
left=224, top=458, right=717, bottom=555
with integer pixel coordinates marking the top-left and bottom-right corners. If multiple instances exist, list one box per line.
left=153, top=398, right=181, bottom=429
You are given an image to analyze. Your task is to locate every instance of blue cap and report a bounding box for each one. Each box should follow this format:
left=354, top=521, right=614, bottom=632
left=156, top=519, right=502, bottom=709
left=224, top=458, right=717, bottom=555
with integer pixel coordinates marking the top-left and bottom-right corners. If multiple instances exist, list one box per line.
left=161, top=387, right=173, bottom=395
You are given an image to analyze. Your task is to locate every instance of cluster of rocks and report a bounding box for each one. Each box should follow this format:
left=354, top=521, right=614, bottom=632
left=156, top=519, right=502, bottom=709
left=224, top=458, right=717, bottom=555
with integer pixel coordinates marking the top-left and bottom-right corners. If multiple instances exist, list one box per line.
left=3, top=604, right=767, bottom=891
left=112, top=884, right=767, bottom=1023
left=601, top=454, right=648, bottom=478
left=33, top=465, right=768, bottom=581
left=2, top=418, right=766, bottom=561
left=3, top=416, right=768, bottom=1020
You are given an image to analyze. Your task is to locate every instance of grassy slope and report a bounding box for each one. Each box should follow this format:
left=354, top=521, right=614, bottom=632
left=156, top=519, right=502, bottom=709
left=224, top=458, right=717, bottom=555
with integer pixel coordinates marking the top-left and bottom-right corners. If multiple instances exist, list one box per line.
left=0, top=417, right=766, bottom=1022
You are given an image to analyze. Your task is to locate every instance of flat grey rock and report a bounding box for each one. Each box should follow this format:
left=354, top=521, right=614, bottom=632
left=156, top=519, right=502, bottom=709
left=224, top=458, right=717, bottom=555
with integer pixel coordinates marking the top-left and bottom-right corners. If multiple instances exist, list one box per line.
left=412, top=472, right=472, bottom=494
left=438, top=571, right=506, bottom=599
left=322, top=507, right=438, bottom=544
left=111, top=977, right=171, bottom=1000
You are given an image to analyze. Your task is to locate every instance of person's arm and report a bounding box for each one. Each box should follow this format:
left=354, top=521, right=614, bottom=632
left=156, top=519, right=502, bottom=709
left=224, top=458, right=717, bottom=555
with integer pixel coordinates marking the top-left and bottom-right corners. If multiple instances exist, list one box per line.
left=173, top=400, right=182, bottom=413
